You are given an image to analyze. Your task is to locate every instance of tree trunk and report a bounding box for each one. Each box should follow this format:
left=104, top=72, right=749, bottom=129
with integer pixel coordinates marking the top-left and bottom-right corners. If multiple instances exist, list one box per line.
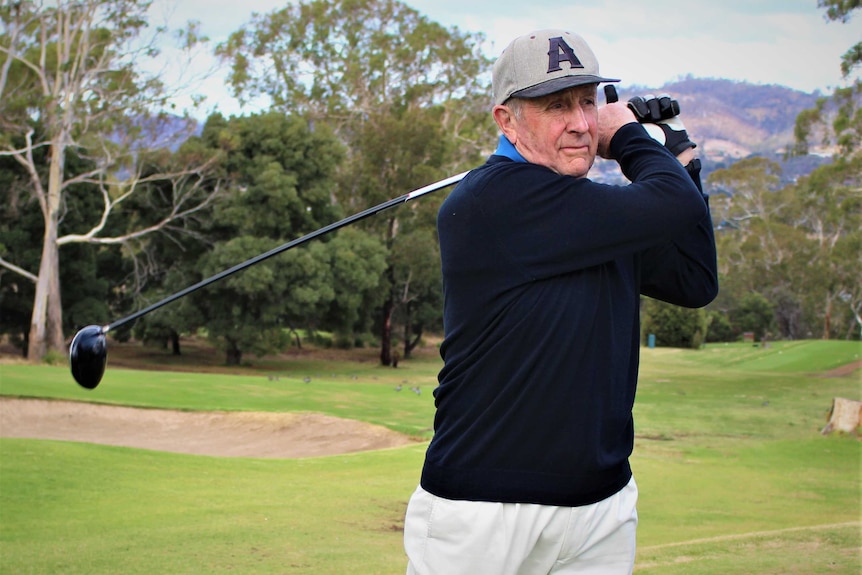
left=402, top=302, right=422, bottom=359
left=28, top=240, right=55, bottom=360
left=292, top=329, right=302, bottom=349
left=404, top=323, right=422, bottom=359
left=380, top=287, right=394, bottom=366
left=823, top=295, right=832, bottom=339
left=28, top=144, right=65, bottom=361
left=225, top=338, right=242, bottom=365
left=379, top=216, right=399, bottom=366
left=170, top=330, right=181, bottom=355
left=47, top=238, right=64, bottom=350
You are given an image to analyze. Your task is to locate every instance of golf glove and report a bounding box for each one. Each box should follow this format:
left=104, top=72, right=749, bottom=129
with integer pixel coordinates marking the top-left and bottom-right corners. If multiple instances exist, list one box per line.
left=628, top=94, right=697, bottom=156
left=627, top=94, right=680, bottom=122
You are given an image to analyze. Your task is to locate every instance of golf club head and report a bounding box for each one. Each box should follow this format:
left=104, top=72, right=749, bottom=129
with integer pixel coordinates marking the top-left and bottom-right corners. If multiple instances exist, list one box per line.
left=69, top=325, right=107, bottom=389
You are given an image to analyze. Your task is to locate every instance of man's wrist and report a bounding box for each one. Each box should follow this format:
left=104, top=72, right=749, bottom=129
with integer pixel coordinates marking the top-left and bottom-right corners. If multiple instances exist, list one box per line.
left=685, top=158, right=701, bottom=176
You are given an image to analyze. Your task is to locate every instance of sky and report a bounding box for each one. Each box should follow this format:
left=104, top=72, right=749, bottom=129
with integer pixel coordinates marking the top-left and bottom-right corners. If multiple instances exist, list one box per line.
left=147, top=0, right=861, bottom=119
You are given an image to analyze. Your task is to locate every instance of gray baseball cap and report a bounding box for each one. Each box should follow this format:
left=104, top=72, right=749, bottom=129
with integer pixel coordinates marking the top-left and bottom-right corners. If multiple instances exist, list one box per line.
left=493, top=29, right=619, bottom=105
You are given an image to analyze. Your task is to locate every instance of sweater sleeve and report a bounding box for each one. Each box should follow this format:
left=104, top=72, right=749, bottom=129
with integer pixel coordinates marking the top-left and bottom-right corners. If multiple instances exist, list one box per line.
left=462, top=123, right=710, bottom=281
left=639, top=163, right=719, bottom=307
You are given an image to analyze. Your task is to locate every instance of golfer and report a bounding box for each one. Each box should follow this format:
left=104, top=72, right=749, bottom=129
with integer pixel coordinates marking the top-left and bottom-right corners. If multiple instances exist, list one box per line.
left=404, top=29, right=718, bottom=574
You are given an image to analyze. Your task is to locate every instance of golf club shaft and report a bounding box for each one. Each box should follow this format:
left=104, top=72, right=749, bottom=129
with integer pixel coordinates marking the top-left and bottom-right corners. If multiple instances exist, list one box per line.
left=104, top=171, right=469, bottom=333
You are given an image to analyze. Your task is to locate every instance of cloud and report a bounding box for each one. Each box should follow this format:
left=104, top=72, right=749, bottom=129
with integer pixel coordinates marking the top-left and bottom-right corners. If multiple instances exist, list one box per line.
left=406, top=0, right=858, bottom=92
left=148, top=0, right=859, bottom=119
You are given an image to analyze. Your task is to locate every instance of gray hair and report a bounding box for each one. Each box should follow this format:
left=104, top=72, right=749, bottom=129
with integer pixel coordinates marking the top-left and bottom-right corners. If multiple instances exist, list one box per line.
left=503, top=97, right=524, bottom=120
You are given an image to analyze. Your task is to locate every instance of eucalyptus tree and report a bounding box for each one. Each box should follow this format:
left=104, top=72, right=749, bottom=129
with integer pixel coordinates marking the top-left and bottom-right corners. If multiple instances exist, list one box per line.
left=708, top=158, right=813, bottom=339
left=217, top=0, right=494, bottom=363
left=0, top=0, right=221, bottom=360
left=787, top=155, right=862, bottom=338
left=709, top=154, right=861, bottom=340
left=819, top=0, right=861, bottom=80
left=0, top=131, right=138, bottom=355
left=789, top=0, right=862, bottom=337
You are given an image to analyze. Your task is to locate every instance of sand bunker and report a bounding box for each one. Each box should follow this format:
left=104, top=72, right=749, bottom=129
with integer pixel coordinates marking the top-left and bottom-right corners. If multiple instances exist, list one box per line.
left=0, top=397, right=416, bottom=458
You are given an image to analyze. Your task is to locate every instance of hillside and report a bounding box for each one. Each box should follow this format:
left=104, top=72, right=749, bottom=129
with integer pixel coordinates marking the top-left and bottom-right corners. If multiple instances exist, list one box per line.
left=157, top=77, right=830, bottom=185
left=595, top=76, right=830, bottom=184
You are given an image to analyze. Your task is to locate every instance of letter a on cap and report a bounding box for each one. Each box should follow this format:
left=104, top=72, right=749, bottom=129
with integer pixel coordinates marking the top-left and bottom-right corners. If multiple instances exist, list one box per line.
left=547, top=37, right=584, bottom=73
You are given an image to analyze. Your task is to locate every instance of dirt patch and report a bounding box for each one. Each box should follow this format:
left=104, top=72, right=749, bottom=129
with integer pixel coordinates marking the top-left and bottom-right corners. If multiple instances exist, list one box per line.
left=0, top=397, right=417, bottom=458
left=818, top=360, right=862, bottom=378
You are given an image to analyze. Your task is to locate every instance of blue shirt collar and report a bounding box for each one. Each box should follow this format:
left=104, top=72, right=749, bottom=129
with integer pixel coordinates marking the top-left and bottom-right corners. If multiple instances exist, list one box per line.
left=493, top=134, right=527, bottom=163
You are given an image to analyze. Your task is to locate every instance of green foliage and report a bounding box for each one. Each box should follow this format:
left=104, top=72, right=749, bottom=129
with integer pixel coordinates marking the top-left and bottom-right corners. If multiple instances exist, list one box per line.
left=40, top=349, right=66, bottom=365
left=203, top=111, right=345, bottom=238
left=793, top=2, right=860, bottom=156
left=831, top=81, right=862, bottom=155
left=731, top=292, right=777, bottom=340
left=708, top=149, right=861, bottom=340
left=819, top=0, right=861, bottom=23
left=323, top=228, right=389, bottom=345
left=0, top=0, right=217, bottom=359
left=642, top=298, right=709, bottom=349
left=216, top=0, right=489, bottom=121
left=216, top=0, right=495, bottom=364
left=193, top=236, right=321, bottom=363
left=818, top=0, right=861, bottom=76
left=186, top=111, right=397, bottom=362
left=0, top=152, right=39, bottom=353
left=705, top=309, right=735, bottom=342
left=0, top=130, right=130, bottom=352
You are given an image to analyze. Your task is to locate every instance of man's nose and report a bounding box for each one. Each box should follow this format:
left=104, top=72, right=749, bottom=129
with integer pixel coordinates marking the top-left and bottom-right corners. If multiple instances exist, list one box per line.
left=566, top=106, right=589, bottom=132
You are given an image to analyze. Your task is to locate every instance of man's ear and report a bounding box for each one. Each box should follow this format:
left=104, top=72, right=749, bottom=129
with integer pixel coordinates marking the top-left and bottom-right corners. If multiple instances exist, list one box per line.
left=493, top=105, right=517, bottom=144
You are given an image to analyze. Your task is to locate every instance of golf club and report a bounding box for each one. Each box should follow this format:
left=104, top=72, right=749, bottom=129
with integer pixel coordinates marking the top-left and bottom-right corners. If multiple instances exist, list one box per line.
left=69, top=171, right=469, bottom=390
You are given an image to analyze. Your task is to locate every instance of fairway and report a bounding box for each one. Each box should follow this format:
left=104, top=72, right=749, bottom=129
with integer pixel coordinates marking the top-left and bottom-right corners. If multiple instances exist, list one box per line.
left=1, top=339, right=860, bottom=574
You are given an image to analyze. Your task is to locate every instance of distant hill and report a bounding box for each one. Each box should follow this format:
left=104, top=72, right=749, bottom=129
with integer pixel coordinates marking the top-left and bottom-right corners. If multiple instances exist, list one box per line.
left=651, top=77, right=821, bottom=154
left=153, top=77, right=831, bottom=186
left=595, top=76, right=831, bottom=185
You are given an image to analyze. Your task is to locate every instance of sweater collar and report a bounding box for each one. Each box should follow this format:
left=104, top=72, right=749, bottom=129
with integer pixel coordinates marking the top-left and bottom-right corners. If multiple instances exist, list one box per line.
left=494, top=134, right=527, bottom=163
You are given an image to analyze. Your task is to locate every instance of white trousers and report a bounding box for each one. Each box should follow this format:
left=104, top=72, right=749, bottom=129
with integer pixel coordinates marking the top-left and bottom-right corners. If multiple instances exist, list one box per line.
left=404, top=477, right=638, bottom=575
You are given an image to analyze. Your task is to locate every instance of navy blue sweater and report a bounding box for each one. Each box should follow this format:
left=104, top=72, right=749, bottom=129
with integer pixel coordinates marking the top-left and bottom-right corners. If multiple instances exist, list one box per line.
left=421, top=123, right=718, bottom=507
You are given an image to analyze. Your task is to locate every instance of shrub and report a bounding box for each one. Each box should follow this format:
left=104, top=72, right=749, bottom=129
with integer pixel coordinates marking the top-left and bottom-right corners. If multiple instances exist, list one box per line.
left=642, top=298, right=709, bottom=349
left=706, top=309, right=735, bottom=342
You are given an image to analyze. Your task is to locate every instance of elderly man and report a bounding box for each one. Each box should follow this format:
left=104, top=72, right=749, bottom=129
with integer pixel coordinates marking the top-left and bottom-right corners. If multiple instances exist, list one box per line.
left=404, top=28, right=718, bottom=575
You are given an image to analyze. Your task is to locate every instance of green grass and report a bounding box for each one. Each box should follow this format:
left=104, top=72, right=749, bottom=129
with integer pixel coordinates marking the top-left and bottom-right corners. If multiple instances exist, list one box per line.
left=0, top=440, right=424, bottom=574
left=1, top=339, right=860, bottom=574
left=647, top=339, right=860, bottom=374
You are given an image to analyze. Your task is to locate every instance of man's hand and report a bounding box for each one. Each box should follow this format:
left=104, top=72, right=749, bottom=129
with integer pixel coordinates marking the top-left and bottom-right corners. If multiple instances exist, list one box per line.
left=628, top=94, right=697, bottom=156
left=597, top=102, right=637, bottom=160
left=641, top=116, right=697, bottom=157
left=600, top=87, right=697, bottom=162
left=626, top=94, right=680, bottom=123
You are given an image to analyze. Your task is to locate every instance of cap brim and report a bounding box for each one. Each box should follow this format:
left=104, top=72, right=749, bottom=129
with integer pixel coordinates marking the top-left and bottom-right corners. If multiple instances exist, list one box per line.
left=511, top=75, right=620, bottom=100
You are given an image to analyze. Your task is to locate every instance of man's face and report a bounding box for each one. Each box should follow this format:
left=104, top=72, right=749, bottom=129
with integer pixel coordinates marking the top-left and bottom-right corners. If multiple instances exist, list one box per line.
left=498, top=84, right=599, bottom=178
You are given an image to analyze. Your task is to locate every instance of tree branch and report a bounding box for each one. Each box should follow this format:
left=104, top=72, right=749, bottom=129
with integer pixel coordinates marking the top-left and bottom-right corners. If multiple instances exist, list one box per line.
left=0, top=256, right=38, bottom=283
left=57, top=178, right=223, bottom=246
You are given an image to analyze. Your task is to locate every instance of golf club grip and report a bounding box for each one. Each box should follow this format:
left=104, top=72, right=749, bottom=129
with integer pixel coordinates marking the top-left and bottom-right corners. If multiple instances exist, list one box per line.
left=604, top=85, right=619, bottom=104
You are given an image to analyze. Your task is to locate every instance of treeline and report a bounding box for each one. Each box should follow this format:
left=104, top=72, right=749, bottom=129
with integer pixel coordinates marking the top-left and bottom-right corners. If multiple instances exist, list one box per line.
left=0, top=106, right=465, bottom=364
left=644, top=153, right=861, bottom=348
left=1, top=0, right=859, bottom=366
left=0, top=0, right=497, bottom=364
